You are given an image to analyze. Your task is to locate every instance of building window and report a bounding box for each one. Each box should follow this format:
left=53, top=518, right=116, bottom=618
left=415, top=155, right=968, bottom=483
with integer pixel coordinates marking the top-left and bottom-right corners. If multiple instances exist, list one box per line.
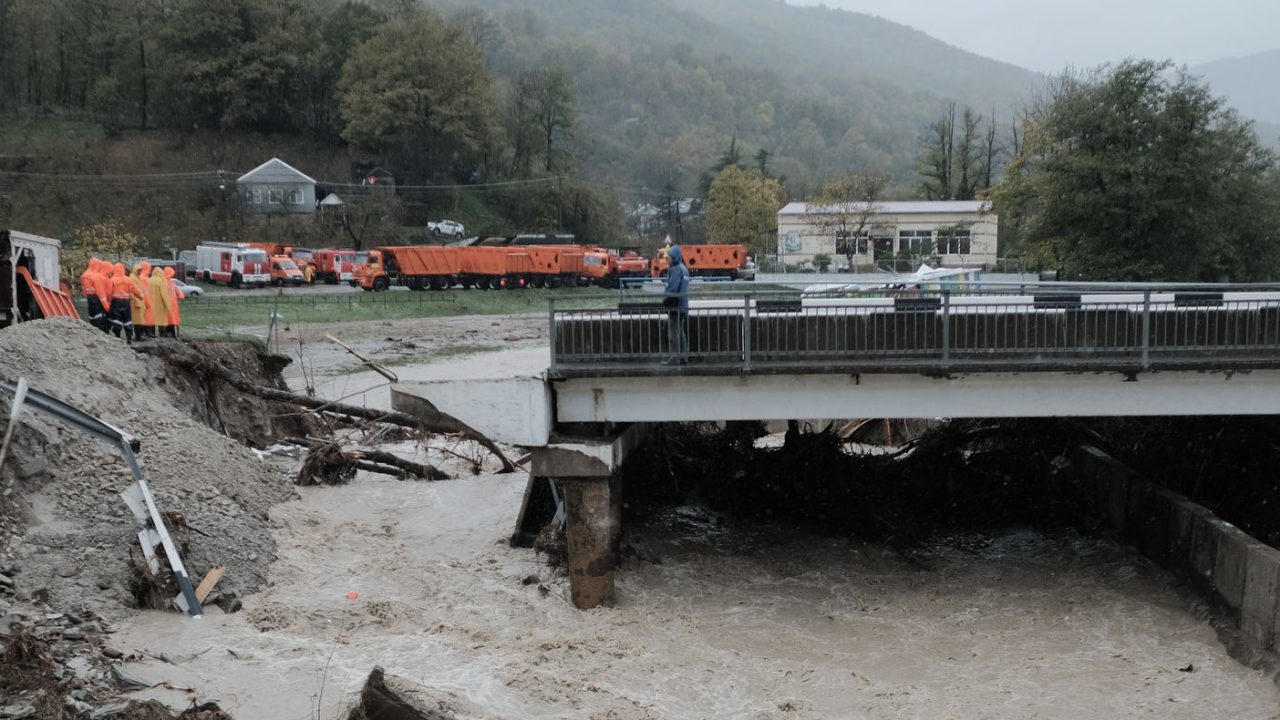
left=937, top=229, right=972, bottom=255
left=835, top=231, right=868, bottom=255
left=269, top=189, right=284, bottom=205
left=899, top=230, right=933, bottom=256
left=872, top=233, right=894, bottom=257
left=287, top=189, right=303, bottom=204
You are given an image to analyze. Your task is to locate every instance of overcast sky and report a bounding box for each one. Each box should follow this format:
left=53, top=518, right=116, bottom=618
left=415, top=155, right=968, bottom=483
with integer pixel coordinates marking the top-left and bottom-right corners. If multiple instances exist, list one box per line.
left=787, top=0, right=1278, bottom=73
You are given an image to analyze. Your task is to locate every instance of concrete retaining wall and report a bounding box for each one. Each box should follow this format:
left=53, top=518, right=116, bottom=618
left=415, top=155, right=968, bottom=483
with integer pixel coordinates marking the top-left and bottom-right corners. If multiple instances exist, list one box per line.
left=1073, top=445, right=1280, bottom=674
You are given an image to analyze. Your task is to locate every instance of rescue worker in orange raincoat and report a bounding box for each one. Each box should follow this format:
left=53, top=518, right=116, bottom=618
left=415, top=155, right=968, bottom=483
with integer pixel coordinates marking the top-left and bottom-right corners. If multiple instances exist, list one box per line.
left=163, top=267, right=184, bottom=337
left=109, top=262, right=144, bottom=342
left=129, top=262, right=152, bottom=339
left=80, top=259, right=110, bottom=332
left=93, top=259, right=114, bottom=333
left=148, top=267, right=172, bottom=338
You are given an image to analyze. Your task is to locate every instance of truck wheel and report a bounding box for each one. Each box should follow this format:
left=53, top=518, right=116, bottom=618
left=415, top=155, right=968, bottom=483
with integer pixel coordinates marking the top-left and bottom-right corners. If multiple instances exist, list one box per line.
left=203, top=270, right=212, bottom=284
left=231, top=272, right=242, bottom=289
left=373, top=277, right=389, bottom=291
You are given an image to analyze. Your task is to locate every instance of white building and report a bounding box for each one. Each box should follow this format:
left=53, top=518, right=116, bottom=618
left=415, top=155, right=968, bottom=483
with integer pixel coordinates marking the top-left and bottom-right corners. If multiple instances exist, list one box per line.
left=236, top=158, right=317, bottom=215
left=776, top=200, right=997, bottom=270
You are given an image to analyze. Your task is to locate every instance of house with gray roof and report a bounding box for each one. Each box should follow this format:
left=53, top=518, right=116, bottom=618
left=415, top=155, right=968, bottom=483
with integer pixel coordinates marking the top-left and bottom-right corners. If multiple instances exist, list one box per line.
left=237, top=158, right=316, bottom=215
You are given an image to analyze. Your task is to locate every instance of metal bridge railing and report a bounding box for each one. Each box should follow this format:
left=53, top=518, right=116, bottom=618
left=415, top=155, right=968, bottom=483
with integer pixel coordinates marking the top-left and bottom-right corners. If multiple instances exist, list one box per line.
left=549, top=284, right=1280, bottom=375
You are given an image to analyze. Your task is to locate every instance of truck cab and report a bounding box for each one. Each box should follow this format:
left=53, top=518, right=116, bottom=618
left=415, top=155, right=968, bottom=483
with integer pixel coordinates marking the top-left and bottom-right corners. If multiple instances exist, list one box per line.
left=270, top=256, right=304, bottom=286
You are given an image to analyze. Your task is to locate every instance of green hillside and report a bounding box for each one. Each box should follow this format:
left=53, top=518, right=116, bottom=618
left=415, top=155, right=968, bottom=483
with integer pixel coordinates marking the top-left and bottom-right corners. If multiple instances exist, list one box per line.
left=453, top=0, right=1039, bottom=191
left=0, top=0, right=1040, bottom=248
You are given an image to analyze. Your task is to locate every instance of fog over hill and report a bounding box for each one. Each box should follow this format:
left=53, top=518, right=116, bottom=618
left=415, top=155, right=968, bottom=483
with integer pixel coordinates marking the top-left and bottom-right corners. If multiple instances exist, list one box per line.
left=1192, top=49, right=1280, bottom=132
left=449, top=0, right=1042, bottom=192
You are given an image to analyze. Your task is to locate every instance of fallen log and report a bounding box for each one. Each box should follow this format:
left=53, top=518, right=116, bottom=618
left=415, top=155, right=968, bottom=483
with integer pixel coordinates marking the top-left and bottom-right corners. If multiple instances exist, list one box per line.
left=286, top=436, right=449, bottom=481
left=165, top=350, right=517, bottom=473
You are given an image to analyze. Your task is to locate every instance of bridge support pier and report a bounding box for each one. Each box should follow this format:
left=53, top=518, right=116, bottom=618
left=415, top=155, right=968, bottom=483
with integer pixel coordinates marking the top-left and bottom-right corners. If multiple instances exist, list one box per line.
left=530, top=423, right=649, bottom=609
left=559, top=473, right=622, bottom=609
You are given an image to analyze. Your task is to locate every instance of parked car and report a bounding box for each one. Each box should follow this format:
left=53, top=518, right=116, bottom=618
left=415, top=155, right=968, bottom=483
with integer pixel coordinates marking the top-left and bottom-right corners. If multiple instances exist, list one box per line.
left=427, top=219, right=465, bottom=238
left=174, top=280, right=204, bottom=297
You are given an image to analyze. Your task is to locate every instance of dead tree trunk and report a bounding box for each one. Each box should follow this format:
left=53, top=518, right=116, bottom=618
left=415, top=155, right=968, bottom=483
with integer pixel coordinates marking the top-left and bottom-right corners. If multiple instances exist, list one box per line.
left=165, top=351, right=518, bottom=473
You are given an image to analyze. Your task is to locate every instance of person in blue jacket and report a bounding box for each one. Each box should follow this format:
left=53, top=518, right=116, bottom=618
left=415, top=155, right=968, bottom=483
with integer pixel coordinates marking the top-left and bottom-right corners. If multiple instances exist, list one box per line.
left=663, top=245, right=691, bottom=366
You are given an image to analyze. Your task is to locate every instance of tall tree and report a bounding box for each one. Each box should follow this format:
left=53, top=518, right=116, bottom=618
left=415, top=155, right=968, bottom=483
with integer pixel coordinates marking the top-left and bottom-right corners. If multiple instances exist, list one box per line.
left=993, top=59, right=1280, bottom=281
left=805, top=171, right=888, bottom=270
left=338, top=9, right=497, bottom=177
left=954, top=107, right=981, bottom=200
left=156, top=0, right=312, bottom=132
left=918, top=103, right=955, bottom=200
left=706, top=164, right=785, bottom=254
left=509, top=65, right=575, bottom=174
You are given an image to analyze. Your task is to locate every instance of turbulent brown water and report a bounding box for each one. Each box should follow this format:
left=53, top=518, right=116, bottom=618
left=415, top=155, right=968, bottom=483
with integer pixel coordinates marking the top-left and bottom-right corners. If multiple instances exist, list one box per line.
left=112, top=475, right=1280, bottom=719
left=105, top=336, right=1280, bottom=718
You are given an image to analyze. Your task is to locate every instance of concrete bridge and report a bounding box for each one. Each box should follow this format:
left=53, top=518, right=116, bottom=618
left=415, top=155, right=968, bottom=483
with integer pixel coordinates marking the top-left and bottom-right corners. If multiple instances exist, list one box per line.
left=393, top=283, right=1280, bottom=608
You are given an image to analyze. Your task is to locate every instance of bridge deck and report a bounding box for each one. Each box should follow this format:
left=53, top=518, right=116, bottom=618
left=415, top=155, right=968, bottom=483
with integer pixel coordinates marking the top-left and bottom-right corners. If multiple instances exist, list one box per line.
left=550, top=287, right=1280, bottom=377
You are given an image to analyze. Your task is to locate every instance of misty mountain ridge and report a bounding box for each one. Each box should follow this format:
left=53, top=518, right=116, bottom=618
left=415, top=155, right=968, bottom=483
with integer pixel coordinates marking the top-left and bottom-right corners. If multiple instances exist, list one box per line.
left=448, top=0, right=1042, bottom=192
left=1191, top=49, right=1280, bottom=134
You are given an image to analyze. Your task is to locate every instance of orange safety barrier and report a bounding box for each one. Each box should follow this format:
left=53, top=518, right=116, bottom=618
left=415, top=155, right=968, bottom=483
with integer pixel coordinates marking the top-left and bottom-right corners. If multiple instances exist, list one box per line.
left=16, top=266, right=80, bottom=320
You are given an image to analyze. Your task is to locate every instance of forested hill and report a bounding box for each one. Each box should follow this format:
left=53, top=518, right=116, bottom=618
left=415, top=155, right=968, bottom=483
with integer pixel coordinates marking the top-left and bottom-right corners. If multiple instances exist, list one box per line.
left=0, top=0, right=1040, bottom=245
left=447, top=0, right=1040, bottom=192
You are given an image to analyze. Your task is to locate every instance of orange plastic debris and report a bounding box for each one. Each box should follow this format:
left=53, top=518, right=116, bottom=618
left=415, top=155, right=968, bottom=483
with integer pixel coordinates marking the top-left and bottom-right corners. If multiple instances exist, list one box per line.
left=345, top=591, right=360, bottom=601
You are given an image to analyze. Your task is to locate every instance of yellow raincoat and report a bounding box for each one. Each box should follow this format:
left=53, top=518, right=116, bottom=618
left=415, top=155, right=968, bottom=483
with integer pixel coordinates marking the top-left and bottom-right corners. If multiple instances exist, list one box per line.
left=148, top=267, right=172, bottom=330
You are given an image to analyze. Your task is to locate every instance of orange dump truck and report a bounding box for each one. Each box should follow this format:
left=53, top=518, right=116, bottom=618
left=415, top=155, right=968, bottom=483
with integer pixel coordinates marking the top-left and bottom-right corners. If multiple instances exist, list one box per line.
left=358, top=246, right=460, bottom=291
left=455, top=246, right=532, bottom=289
left=651, top=244, right=750, bottom=279
left=527, top=246, right=585, bottom=288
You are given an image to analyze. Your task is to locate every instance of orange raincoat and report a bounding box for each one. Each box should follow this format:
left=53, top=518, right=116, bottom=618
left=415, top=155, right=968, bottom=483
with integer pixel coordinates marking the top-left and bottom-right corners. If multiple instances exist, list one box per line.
left=163, top=267, right=184, bottom=327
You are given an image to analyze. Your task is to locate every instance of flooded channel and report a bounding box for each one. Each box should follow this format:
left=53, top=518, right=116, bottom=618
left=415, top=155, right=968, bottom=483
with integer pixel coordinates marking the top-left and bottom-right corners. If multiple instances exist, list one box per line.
left=113, top=472, right=1280, bottom=719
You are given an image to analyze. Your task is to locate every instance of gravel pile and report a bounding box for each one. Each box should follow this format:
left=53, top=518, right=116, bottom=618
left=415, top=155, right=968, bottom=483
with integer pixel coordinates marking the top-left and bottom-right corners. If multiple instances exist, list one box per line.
left=0, top=319, right=297, bottom=622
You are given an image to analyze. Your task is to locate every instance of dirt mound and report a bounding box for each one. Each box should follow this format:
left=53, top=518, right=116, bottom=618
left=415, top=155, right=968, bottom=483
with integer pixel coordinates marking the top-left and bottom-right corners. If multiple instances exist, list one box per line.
left=0, top=318, right=297, bottom=621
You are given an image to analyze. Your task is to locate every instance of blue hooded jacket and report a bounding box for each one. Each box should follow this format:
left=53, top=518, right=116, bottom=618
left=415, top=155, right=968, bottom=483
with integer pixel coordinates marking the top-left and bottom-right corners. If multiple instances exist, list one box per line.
left=665, top=246, right=690, bottom=310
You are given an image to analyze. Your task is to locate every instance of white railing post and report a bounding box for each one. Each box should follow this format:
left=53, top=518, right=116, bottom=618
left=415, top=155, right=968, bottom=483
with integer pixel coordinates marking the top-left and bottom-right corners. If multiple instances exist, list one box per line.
left=941, top=290, right=951, bottom=368
left=742, top=294, right=752, bottom=372
left=548, top=297, right=558, bottom=374
left=1140, top=289, right=1151, bottom=369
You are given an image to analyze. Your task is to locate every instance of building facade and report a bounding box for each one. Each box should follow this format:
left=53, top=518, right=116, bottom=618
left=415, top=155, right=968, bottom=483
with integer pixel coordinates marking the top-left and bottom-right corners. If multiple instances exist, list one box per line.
left=775, top=200, right=998, bottom=270
left=236, top=158, right=317, bottom=215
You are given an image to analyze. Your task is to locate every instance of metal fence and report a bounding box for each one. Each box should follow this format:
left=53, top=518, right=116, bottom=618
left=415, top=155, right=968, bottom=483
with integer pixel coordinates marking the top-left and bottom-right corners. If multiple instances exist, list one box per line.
left=549, top=284, right=1280, bottom=375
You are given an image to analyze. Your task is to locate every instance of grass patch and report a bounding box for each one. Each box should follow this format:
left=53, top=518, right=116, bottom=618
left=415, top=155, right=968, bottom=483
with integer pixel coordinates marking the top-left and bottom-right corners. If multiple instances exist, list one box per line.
left=180, top=287, right=616, bottom=330
left=0, top=117, right=105, bottom=148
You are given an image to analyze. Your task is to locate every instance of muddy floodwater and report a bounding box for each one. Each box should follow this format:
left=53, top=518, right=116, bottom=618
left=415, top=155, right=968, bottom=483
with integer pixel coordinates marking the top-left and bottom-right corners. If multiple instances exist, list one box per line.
left=112, top=472, right=1280, bottom=719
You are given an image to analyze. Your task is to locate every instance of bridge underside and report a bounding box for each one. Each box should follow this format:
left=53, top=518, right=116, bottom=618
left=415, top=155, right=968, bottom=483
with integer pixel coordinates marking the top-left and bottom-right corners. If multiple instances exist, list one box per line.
left=553, top=368, right=1280, bottom=424
left=392, top=365, right=1280, bottom=610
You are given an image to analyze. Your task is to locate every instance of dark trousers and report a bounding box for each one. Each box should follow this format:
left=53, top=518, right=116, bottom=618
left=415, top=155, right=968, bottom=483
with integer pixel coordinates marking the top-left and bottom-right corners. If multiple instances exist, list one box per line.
left=109, top=299, right=133, bottom=341
left=86, top=296, right=109, bottom=332
left=666, top=310, right=689, bottom=362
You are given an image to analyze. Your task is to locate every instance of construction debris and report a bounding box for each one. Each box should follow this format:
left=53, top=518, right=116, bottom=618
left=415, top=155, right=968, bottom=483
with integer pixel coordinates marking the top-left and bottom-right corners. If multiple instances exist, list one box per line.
left=345, top=666, right=469, bottom=720
left=161, top=347, right=518, bottom=473
left=287, top=437, right=449, bottom=482
left=0, top=609, right=231, bottom=720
